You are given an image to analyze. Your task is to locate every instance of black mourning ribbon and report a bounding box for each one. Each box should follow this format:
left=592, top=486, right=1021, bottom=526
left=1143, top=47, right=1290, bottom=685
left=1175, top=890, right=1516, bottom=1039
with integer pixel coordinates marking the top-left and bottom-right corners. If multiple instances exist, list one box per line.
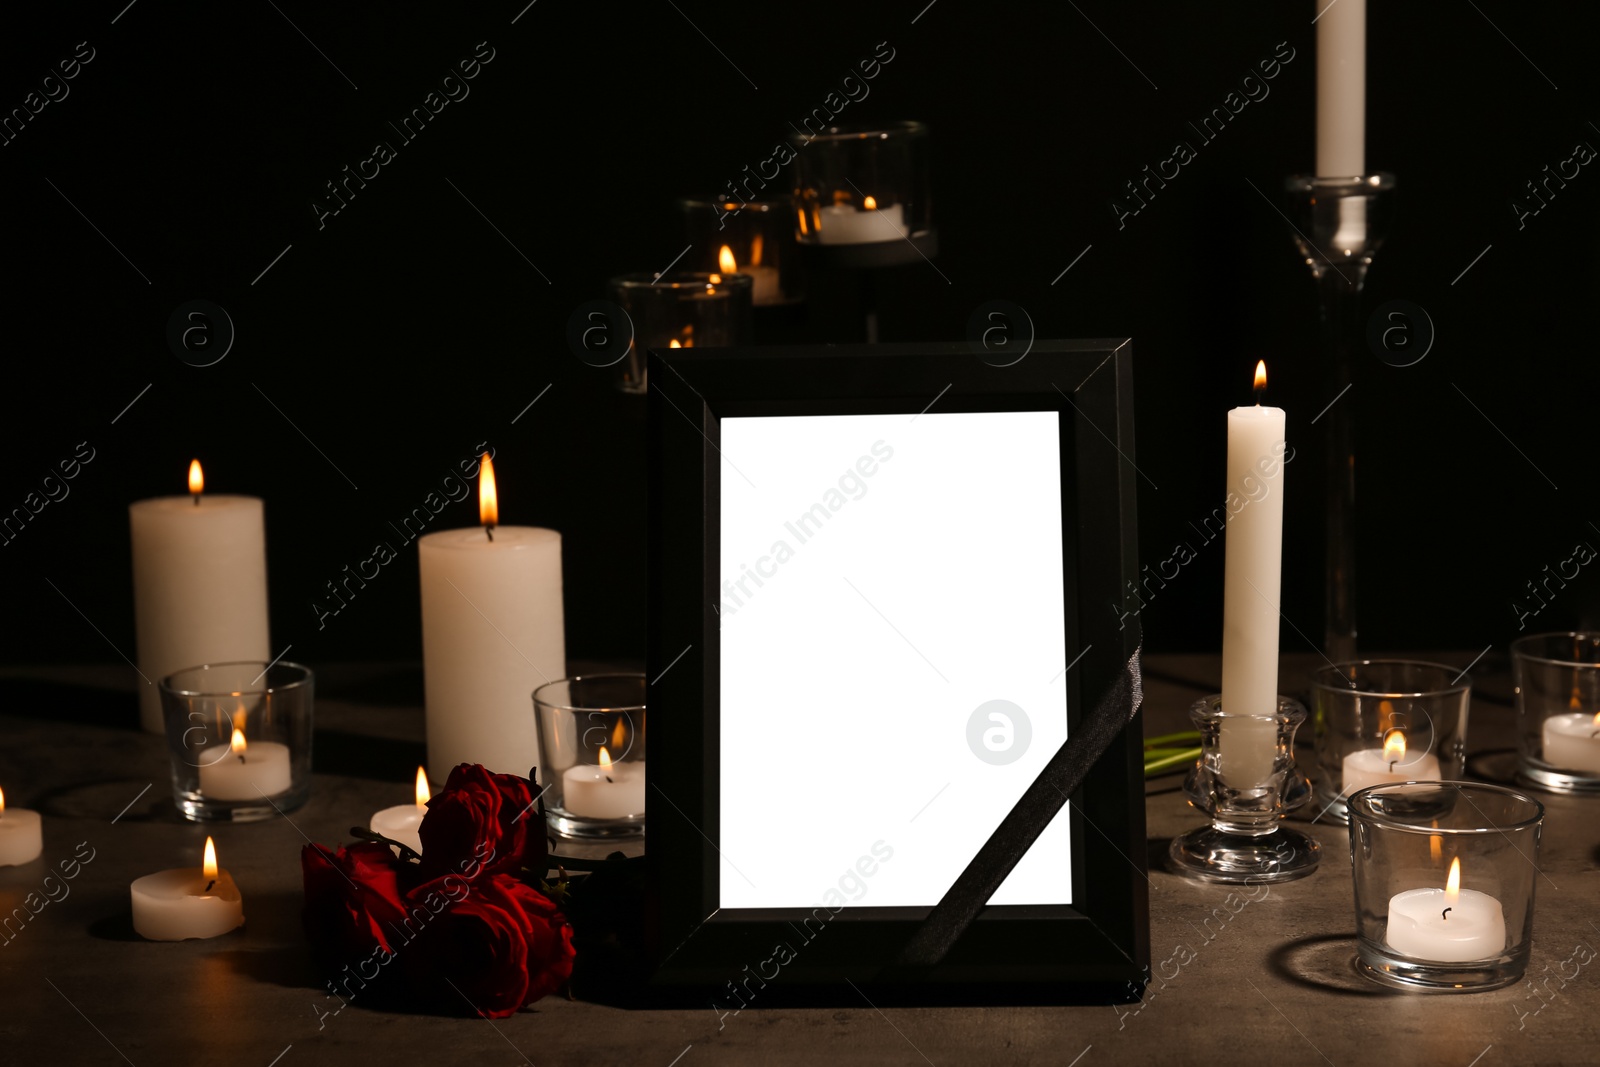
left=890, top=645, right=1144, bottom=972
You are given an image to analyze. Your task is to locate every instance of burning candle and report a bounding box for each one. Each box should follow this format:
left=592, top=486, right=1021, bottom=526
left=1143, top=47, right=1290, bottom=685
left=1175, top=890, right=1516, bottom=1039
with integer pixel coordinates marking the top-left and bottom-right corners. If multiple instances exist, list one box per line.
left=0, top=787, right=43, bottom=867
left=1341, top=723, right=1442, bottom=796
left=418, top=453, right=565, bottom=782
left=370, top=767, right=431, bottom=855
left=561, top=746, right=645, bottom=820
left=815, top=195, right=906, bottom=245
left=197, top=721, right=292, bottom=801
left=719, top=244, right=780, bottom=307
left=129, top=459, right=270, bottom=733
left=130, top=836, right=245, bottom=941
left=1385, top=857, right=1506, bottom=962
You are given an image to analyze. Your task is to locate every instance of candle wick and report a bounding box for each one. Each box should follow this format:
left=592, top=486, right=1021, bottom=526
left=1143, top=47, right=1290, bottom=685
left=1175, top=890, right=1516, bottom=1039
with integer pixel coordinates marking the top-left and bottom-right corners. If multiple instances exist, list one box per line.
left=193, top=494, right=201, bottom=507
left=605, top=775, right=613, bottom=783
left=1441, top=906, right=1452, bottom=921
left=1388, top=759, right=1397, bottom=772
left=237, top=753, right=246, bottom=764
left=485, top=524, right=495, bottom=543
left=204, top=879, right=215, bottom=894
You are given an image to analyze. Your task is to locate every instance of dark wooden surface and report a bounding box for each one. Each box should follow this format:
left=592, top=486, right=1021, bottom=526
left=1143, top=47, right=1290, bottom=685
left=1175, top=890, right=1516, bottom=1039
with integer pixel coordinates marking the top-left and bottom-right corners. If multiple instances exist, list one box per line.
left=1, top=652, right=1595, bottom=1066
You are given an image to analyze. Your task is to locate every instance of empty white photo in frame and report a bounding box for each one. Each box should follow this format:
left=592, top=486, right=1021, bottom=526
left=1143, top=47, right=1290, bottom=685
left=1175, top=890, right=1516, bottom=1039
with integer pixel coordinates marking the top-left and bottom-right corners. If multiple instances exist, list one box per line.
left=717, top=410, right=1072, bottom=909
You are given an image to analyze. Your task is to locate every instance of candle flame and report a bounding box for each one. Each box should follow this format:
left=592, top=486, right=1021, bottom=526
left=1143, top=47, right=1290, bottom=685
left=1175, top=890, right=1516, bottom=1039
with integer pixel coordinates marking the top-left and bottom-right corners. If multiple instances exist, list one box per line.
left=1445, top=856, right=1461, bottom=899
left=1593, top=710, right=1600, bottom=728
left=1382, top=728, right=1406, bottom=764
left=718, top=245, right=738, bottom=273
left=598, top=746, right=613, bottom=773
left=797, top=209, right=809, bottom=235
left=203, top=837, right=218, bottom=880
left=1253, top=360, right=1268, bottom=392
left=0, top=785, right=5, bottom=815
left=750, top=232, right=764, bottom=266
left=611, top=719, right=627, bottom=750
left=230, top=727, right=247, bottom=756
left=188, top=459, right=204, bottom=497
left=415, top=766, right=431, bottom=808
left=862, top=195, right=878, bottom=211
left=668, top=339, right=682, bottom=348
left=479, top=453, right=498, bottom=528
left=707, top=274, right=722, bottom=285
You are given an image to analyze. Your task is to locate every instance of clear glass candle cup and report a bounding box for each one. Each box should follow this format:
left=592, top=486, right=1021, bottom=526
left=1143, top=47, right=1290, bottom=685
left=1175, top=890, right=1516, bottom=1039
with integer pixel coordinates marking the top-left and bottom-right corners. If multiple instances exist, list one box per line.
left=533, top=673, right=646, bottom=838
left=1512, top=632, right=1600, bottom=793
left=604, top=272, right=753, bottom=394
left=1348, top=782, right=1543, bottom=992
left=1312, top=660, right=1472, bottom=824
left=679, top=198, right=803, bottom=307
left=788, top=120, right=933, bottom=263
left=160, top=661, right=314, bottom=822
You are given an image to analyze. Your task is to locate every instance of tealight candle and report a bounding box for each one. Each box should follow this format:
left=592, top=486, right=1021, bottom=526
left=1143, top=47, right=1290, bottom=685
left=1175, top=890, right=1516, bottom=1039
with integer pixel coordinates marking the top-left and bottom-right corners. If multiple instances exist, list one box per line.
left=1385, top=857, right=1506, bottom=963
left=197, top=724, right=292, bottom=801
left=1541, top=710, right=1600, bottom=773
left=562, top=746, right=645, bottom=820
left=1341, top=727, right=1442, bottom=796
left=718, top=244, right=781, bottom=306
left=130, top=836, right=245, bottom=941
left=0, top=787, right=43, bottom=867
left=370, top=767, right=430, bottom=855
left=815, top=197, right=905, bottom=245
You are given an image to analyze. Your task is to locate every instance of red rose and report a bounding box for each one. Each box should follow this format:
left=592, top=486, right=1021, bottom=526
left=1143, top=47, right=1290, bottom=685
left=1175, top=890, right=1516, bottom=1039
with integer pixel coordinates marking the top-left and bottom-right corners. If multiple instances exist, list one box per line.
left=301, top=842, right=410, bottom=974
left=400, top=872, right=573, bottom=1017
left=417, top=763, right=544, bottom=879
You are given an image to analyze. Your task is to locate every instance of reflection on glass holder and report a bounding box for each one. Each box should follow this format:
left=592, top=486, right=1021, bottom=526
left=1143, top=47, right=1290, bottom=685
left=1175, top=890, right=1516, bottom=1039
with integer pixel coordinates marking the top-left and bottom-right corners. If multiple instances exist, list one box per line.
left=1348, top=782, right=1543, bottom=992
left=534, top=674, right=646, bottom=838
left=1311, top=659, right=1471, bottom=825
left=605, top=272, right=753, bottom=394
left=1169, top=694, right=1319, bottom=884
left=160, top=661, right=314, bottom=822
left=788, top=120, right=935, bottom=269
left=680, top=198, right=802, bottom=307
left=1512, top=632, right=1600, bottom=793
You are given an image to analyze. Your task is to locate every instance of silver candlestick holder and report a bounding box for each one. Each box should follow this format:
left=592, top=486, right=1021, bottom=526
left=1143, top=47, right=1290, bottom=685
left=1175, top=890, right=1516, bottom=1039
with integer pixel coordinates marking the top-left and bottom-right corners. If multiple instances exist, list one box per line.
left=1284, top=173, right=1395, bottom=666
left=1170, top=694, right=1320, bottom=884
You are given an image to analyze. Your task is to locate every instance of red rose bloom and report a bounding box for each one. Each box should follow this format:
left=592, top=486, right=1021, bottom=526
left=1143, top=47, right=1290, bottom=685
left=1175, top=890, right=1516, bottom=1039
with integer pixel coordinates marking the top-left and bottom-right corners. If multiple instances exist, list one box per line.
left=401, top=872, right=574, bottom=1017
left=417, top=763, right=544, bottom=878
left=301, top=842, right=410, bottom=969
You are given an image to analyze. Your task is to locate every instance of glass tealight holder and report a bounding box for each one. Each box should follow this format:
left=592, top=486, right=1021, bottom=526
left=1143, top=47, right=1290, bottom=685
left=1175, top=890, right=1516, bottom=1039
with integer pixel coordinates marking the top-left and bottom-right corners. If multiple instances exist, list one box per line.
left=160, top=661, right=313, bottom=822
left=1348, top=782, right=1543, bottom=992
left=1512, top=632, right=1600, bottom=793
left=605, top=272, right=752, bottom=394
left=1311, top=660, right=1472, bottom=824
left=788, top=120, right=934, bottom=268
left=1170, top=695, right=1320, bottom=884
left=679, top=197, right=803, bottom=307
left=534, top=673, right=645, bottom=839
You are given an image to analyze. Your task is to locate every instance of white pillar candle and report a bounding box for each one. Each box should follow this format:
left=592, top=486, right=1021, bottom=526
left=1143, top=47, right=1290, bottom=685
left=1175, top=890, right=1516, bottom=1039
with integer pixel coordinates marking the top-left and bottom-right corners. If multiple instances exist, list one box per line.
left=370, top=767, right=430, bottom=855
left=130, top=460, right=270, bottom=733
left=1219, top=363, right=1288, bottom=787
left=418, top=454, right=565, bottom=782
left=1541, top=711, right=1600, bottom=772
left=1385, top=858, right=1505, bottom=962
left=0, top=788, right=43, bottom=867
left=130, top=837, right=244, bottom=941
left=1315, top=0, right=1365, bottom=177
left=562, top=748, right=645, bottom=820
left=197, top=727, right=292, bottom=801
left=815, top=200, right=906, bottom=244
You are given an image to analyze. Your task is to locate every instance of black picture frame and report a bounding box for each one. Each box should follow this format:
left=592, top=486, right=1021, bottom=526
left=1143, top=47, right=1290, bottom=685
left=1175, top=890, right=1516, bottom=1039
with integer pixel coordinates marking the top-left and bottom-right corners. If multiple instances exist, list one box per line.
left=645, top=339, right=1146, bottom=1006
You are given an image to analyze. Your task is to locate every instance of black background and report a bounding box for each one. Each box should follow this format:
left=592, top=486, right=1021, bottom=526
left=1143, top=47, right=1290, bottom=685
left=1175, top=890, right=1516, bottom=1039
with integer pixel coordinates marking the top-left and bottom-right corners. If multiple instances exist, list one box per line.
left=2, top=2, right=1596, bottom=671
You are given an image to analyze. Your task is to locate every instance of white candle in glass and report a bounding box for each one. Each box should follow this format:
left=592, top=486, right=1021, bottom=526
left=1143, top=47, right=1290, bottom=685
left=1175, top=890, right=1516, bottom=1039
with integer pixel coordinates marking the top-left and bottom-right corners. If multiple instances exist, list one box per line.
left=1385, top=857, right=1506, bottom=962
left=1541, top=710, right=1600, bottom=772
left=130, top=837, right=245, bottom=941
left=718, top=244, right=781, bottom=306
left=418, top=454, right=565, bottom=782
left=370, top=767, right=430, bottom=855
left=0, top=787, right=43, bottom=867
left=129, top=460, right=270, bottom=733
left=562, top=747, right=645, bottom=819
left=815, top=197, right=905, bottom=244
left=197, top=726, right=292, bottom=801
left=1341, top=728, right=1442, bottom=796
left=1219, top=362, right=1288, bottom=786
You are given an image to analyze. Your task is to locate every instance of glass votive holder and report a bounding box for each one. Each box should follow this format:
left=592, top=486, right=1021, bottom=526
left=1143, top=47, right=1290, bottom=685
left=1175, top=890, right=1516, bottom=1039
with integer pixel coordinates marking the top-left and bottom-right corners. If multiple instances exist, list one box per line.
left=1512, top=632, right=1600, bottom=793
left=605, top=272, right=753, bottom=394
left=788, top=120, right=934, bottom=266
left=1311, top=660, right=1472, bottom=824
left=160, top=661, right=313, bottom=822
left=533, top=673, right=645, bottom=838
left=1348, top=782, right=1543, bottom=992
left=679, top=197, right=803, bottom=307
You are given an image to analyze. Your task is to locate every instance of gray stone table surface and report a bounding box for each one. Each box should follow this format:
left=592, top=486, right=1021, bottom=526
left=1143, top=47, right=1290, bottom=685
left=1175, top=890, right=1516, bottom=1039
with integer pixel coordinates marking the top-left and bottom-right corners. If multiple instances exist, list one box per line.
left=1, top=652, right=1595, bottom=1066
